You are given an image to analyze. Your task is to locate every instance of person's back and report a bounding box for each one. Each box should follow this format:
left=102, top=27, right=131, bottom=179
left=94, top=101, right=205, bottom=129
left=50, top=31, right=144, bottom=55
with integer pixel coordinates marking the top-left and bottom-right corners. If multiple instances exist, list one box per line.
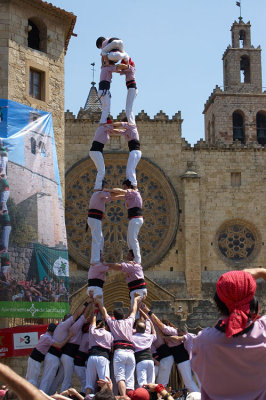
left=192, top=315, right=266, bottom=400
left=191, top=269, right=266, bottom=400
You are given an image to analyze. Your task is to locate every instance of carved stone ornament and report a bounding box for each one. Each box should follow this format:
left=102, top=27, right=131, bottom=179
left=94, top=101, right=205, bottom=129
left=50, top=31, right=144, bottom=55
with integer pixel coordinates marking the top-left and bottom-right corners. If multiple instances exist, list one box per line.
left=65, top=154, right=179, bottom=269
left=215, top=219, right=261, bottom=267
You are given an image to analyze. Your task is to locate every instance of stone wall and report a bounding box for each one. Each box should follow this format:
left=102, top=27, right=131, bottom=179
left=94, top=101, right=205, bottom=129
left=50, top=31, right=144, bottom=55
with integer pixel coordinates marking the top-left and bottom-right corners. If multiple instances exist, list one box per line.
left=204, top=88, right=266, bottom=143
left=65, top=112, right=266, bottom=302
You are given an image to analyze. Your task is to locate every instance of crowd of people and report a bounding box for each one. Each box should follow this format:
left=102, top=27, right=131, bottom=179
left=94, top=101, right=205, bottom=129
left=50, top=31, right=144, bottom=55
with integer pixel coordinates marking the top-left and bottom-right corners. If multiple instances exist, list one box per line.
left=0, top=276, right=68, bottom=302
left=0, top=266, right=263, bottom=400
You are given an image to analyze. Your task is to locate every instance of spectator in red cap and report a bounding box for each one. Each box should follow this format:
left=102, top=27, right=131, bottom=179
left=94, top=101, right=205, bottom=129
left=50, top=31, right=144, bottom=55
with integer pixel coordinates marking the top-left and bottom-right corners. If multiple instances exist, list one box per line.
left=188, top=267, right=266, bottom=400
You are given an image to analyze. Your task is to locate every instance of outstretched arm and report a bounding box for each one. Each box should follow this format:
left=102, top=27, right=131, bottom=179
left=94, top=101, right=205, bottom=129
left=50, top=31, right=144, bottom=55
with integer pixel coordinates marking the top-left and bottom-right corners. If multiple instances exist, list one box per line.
left=140, top=304, right=165, bottom=331
left=0, top=363, right=48, bottom=400
left=95, top=296, right=108, bottom=320
left=130, top=293, right=141, bottom=318
left=244, top=267, right=266, bottom=281
left=106, top=263, right=122, bottom=271
left=139, top=308, right=156, bottom=335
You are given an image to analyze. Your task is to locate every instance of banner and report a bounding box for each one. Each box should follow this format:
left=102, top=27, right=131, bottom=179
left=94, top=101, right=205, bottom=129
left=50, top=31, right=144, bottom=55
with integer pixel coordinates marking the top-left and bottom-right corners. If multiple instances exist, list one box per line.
left=0, top=99, right=69, bottom=318
left=0, top=324, right=48, bottom=357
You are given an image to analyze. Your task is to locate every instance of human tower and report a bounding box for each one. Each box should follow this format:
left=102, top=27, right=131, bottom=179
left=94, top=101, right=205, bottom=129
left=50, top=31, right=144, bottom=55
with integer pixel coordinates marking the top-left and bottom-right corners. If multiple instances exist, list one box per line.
left=86, top=36, right=147, bottom=308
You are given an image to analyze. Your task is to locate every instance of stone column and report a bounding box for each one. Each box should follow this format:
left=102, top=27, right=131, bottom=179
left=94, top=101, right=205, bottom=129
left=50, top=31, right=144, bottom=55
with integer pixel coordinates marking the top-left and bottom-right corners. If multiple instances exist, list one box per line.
left=181, top=169, right=201, bottom=298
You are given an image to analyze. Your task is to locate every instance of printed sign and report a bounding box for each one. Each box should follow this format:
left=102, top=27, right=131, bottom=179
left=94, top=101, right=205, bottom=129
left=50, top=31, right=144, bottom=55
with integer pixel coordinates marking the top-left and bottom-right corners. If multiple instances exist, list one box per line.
left=0, top=99, right=69, bottom=318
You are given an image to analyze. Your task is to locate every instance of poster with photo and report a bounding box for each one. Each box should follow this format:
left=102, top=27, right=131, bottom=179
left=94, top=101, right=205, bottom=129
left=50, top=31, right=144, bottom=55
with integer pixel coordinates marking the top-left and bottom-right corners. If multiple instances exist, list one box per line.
left=0, top=99, right=69, bottom=318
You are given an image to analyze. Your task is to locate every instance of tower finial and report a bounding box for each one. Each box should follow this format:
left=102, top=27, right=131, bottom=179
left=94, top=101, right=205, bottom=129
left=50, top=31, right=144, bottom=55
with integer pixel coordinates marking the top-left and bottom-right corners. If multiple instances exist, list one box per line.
left=236, top=1, right=242, bottom=21
left=91, top=62, right=96, bottom=86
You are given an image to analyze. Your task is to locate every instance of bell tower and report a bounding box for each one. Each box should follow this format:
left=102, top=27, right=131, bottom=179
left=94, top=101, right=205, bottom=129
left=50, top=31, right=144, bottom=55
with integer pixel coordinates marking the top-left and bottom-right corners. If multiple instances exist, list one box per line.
left=203, top=19, right=266, bottom=146
left=223, top=20, right=262, bottom=92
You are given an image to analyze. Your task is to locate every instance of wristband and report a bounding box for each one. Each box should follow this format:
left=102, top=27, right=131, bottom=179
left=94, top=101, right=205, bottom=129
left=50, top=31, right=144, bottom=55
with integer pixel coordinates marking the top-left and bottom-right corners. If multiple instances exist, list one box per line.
left=155, top=384, right=166, bottom=393
left=148, top=310, right=153, bottom=316
left=83, top=301, right=89, bottom=307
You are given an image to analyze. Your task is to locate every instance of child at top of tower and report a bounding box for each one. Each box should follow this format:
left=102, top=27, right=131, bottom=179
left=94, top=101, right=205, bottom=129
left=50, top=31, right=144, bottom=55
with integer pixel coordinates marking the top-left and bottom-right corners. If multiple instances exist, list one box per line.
left=96, top=36, right=129, bottom=66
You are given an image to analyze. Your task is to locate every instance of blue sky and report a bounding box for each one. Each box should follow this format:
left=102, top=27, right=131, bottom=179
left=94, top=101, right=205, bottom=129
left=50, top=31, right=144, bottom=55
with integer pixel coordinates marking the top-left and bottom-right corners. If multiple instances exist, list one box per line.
left=51, top=0, right=266, bottom=145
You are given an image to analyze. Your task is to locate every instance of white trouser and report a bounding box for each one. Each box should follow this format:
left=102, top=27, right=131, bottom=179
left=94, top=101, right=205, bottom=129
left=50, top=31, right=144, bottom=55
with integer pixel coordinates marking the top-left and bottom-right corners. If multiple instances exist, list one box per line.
left=86, top=356, right=110, bottom=392
left=87, top=286, right=103, bottom=299
left=127, top=217, right=143, bottom=263
left=113, top=349, right=135, bottom=390
left=177, top=360, right=200, bottom=393
left=89, top=151, right=105, bottom=190
left=26, top=357, right=41, bottom=387
left=60, top=353, right=75, bottom=392
left=136, top=360, right=155, bottom=386
left=156, top=355, right=174, bottom=386
left=87, top=217, right=103, bottom=264
left=126, top=88, right=138, bottom=124
left=126, top=150, right=142, bottom=187
left=130, top=288, right=147, bottom=309
left=98, top=90, right=111, bottom=124
left=107, top=51, right=129, bottom=62
left=74, top=365, right=87, bottom=394
left=101, top=40, right=125, bottom=55
left=39, top=353, right=60, bottom=393
left=48, top=361, right=64, bottom=395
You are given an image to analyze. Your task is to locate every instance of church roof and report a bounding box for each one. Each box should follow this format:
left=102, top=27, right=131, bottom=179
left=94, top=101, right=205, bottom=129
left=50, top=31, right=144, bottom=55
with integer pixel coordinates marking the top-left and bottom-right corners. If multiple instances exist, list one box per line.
left=84, top=83, right=102, bottom=113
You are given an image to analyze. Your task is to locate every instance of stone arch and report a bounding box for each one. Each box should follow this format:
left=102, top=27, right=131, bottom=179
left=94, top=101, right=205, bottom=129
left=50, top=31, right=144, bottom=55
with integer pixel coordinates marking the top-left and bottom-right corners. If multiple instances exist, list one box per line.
left=240, top=55, right=250, bottom=83
left=239, top=30, right=245, bottom=48
left=65, top=154, right=179, bottom=269
left=232, top=110, right=245, bottom=143
left=28, top=17, right=47, bottom=52
left=256, top=111, right=266, bottom=146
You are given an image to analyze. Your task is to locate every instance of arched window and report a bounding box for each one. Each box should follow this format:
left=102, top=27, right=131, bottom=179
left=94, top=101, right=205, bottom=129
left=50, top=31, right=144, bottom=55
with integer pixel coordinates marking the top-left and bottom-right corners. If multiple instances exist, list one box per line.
left=256, top=111, right=266, bottom=146
left=239, top=30, right=245, bottom=48
left=240, top=55, right=250, bottom=83
left=31, top=137, right=36, bottom=154
left=39, top=141, right=46, bottom=157
left=27, top=18, right=47, bottom=52
left=233, top=111, right=245, bottom=143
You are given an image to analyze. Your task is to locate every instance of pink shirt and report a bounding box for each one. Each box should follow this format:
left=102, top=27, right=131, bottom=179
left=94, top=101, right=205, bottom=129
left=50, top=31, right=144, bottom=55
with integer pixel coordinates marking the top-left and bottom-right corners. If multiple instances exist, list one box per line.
left=120, top=65, right=135, bottom=82
left=79, top=332, right=90, bottom=353
left=125, top=190, right=142, bottom=209
left=106, top=315, right=135, bottom=343
left=93, top=125, right=112, bottom=145
left=153, top=325, right=166, bottom=349
left=89, top=191, right=111, bottom=213
left=132, top=332, right=156, bottom=352
left=89, top=325, right=113, bottom=350
left=100, top=65, right=117, bottom=83
left=121, top=262, right=144, bottom=284
left=120, top=123, right=139, bottom=142
left=69, top=315, right=86, bottom=345
left=162, top=325, right=179, bottom=348
left=53, top=316, right=74, bottom=342
left=191, top=315, right=266, bottom=400
left=88, top=262, right=109, bottom=281
left=36, top=332, right=53, bottom=355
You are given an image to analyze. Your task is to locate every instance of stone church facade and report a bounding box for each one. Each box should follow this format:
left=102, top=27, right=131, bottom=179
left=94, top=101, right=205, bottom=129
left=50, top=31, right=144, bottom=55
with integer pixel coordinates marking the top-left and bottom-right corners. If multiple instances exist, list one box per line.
left=65, top=18, right=266, bottom=326
left=0, top=0, right=265, bottom=327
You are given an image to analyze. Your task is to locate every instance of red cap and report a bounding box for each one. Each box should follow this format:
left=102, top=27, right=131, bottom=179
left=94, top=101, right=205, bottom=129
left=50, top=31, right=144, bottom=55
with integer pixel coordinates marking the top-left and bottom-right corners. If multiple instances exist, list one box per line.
left=216, top=270, right=257, bottom=337
left=127, top=388, right=150, bottom=400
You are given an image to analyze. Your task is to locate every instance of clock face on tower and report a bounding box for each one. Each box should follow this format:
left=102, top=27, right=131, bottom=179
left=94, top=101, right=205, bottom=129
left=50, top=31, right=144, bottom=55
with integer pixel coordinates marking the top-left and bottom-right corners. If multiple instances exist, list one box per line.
left=65, top=154, right=179, bottom=269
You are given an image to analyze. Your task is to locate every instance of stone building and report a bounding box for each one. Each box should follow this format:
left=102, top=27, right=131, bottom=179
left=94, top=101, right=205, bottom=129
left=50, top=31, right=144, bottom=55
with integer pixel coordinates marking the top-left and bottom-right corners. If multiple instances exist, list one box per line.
left=0, top=0, right=76, bottom=190
left=66, top=18, right=266, bottom=326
